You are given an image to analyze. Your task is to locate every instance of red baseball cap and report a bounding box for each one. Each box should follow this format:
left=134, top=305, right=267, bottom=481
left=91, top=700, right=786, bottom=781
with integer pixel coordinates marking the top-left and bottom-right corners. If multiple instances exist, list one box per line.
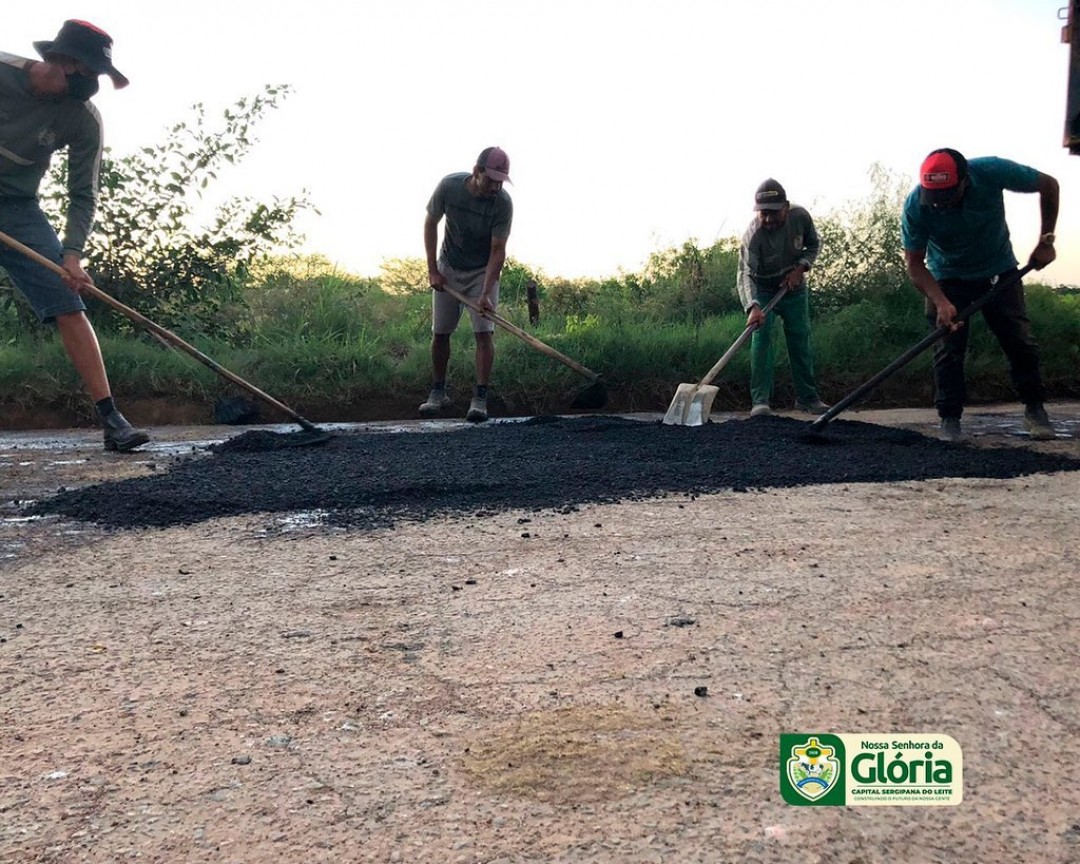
left=477, top=146, right=511, bottom=183
left=919, top=149, right=968, bottom=205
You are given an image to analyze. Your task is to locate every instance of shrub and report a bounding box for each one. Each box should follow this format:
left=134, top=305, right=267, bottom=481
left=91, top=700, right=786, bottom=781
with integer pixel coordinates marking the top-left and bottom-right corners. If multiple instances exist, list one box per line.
left=38, top=86, right=312, bottom=341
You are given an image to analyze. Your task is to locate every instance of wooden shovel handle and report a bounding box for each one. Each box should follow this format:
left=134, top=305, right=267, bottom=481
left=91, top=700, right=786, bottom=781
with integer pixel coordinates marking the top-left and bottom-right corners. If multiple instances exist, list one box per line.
left=438, top=283, right=601, bottom=383
left=697, top=286, right=788, bottom=388
left=0, top=228, right=321, bottom=433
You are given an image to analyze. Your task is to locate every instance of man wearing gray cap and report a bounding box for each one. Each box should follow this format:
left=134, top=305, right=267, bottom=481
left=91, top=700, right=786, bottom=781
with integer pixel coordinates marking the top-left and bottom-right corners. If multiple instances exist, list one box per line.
left=0, top=20, right=147, bottom=451
left=737, top=178, right=829, bottom=418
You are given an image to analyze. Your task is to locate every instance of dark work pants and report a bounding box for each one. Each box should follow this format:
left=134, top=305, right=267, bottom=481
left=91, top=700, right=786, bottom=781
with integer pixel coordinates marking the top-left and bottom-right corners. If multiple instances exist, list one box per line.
left=927, top=268, right=1046, bottom=419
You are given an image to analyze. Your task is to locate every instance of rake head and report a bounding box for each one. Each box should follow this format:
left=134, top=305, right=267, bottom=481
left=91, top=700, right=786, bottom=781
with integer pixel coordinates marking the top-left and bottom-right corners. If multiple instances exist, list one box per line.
left=569, top=380, right=609, bottom=410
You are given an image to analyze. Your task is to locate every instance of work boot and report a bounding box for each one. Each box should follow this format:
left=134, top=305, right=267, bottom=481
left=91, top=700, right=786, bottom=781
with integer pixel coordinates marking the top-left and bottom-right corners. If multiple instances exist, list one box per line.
left=749, top=403, right=771, bottom=418
left=101, top=410, right=149, bottom=452
left=1024, top=404, right=1056, bottom=441
left=419, top=387, right=451, bottom=416
left=466, top=395, right=488, bottom=423
left=796, top=398, right=831, bottom=414
left=939, top=417, right=964, bottom=443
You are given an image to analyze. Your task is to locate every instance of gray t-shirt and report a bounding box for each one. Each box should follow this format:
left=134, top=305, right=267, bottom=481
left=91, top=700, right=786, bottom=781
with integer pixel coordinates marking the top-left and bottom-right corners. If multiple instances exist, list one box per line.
left=426, top=172, right=512, bottom=271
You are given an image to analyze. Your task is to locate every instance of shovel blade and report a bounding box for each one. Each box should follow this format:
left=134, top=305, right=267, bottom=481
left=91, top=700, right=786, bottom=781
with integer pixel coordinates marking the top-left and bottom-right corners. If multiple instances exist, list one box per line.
left=662, top=383, right=719, bottom=426
left=662, top=383, right=696, bottom=425
left=682, top=384, right=719, bottom=426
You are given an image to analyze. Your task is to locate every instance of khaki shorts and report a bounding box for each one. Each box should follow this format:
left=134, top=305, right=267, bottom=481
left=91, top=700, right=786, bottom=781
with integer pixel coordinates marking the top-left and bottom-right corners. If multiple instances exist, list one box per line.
left=432, top=258, right=499, bottom=335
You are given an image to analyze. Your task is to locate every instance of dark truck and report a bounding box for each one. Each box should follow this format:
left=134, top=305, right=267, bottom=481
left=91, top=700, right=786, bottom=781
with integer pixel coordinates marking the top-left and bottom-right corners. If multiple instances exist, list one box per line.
left=1066, top=0, right=1080, bottom=153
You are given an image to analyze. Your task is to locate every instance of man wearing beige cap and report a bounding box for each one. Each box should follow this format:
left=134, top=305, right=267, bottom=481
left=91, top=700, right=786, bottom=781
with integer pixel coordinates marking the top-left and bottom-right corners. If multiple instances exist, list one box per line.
left=421, top=146, right=513, bottom=423
left=0, top=20, right=147, bottom=451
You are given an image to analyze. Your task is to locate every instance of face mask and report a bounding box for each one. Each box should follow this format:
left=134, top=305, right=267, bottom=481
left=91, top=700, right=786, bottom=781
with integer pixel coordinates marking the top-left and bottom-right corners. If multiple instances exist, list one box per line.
left=66, top=73, right=99, bottom=101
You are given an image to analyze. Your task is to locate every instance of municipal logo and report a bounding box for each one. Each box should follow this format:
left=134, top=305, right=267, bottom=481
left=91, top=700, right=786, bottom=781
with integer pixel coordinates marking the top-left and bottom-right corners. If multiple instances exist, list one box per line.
left=781, top=733, right=846, bottom=805
left=780, top=733, right=962, bottom=806
left=786, top=736, right=840, bottom=801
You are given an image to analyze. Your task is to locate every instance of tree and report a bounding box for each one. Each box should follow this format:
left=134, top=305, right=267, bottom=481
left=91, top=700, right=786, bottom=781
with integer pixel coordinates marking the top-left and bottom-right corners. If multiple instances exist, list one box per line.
left=39, top=85, right=313, bottom=339
left=639, top=237, right=742, bottom=322
left=811, top=163, right=912, bottom=315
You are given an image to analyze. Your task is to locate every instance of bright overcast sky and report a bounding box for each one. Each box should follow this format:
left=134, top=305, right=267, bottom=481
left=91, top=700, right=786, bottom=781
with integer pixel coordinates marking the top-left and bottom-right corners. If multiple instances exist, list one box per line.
left=10, top=1, right=1080, bottom=285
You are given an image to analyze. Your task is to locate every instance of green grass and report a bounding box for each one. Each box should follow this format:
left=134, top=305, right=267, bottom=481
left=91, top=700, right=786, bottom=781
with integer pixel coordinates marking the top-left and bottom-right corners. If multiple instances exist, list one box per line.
left=8, top=165, right=1077, bottom=418
left=2, top=263, right=1078, bottom=419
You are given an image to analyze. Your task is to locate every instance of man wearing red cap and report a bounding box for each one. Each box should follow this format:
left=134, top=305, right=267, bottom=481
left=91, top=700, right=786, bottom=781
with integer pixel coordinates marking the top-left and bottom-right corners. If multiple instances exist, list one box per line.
left=421, top=146, right=513, bottom=423
left=902, top=149, right=1059, bottom=442
left=0, top=20, right=147, bottom=451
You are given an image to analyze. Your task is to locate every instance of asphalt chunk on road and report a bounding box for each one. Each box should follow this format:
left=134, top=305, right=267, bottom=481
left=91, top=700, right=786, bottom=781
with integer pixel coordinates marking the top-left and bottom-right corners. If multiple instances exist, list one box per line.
left=27, top=415, right=1080, bottom=530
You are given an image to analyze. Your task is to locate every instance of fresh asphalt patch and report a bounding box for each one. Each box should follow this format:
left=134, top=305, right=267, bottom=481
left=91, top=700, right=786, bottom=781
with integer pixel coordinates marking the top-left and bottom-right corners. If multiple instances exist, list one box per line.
left=27, top=415, right=1080, bottom=530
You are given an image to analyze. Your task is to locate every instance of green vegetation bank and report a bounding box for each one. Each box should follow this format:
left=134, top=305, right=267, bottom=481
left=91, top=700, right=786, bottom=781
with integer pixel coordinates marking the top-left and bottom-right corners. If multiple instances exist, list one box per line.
left=1, top=90, right=1077, bottom=425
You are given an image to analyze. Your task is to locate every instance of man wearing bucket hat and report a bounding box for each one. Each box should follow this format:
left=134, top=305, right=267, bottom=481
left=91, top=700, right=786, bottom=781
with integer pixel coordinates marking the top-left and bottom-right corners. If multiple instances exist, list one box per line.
left=901, top=148, right=1059, bottom=442
left=0, top=20, right=147, bottom=451
left=737, top=178, right=830, bottom=418
left=421, top=146, right=513, bottom=423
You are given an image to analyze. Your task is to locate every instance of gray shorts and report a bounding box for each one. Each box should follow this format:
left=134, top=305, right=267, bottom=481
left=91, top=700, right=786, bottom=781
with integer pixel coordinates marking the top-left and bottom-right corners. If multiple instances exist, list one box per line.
left=432, top=258, right=499, bottom=335
left=0, top=198, right=86, bottom=323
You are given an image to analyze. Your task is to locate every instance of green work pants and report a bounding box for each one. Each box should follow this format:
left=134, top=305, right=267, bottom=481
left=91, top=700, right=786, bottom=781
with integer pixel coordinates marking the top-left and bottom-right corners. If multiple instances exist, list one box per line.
left=749, top=289, right=821, bottom=407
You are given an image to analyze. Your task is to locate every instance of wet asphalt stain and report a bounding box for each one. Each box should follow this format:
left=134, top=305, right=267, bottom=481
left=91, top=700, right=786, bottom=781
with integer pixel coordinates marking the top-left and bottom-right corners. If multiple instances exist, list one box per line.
left=27, top=416, right=1080, bottom=530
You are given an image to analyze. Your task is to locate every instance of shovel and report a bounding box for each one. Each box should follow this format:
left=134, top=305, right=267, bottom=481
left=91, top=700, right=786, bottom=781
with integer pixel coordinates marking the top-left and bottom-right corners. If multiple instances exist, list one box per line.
left=663, top=287, right=788, bottom=426
left=438, top=283, right=608, bottom=410
left=805, top=263, right=1035, bottom=437
left=0, top=229, right=331, bottom=445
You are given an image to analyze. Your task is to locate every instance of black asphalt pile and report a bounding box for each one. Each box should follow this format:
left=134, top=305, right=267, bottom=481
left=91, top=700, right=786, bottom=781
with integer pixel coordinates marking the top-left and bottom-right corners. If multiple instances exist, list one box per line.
left=28, top=416, right=1080, bottom=531
left=211, top=428, right=332, bottom=452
